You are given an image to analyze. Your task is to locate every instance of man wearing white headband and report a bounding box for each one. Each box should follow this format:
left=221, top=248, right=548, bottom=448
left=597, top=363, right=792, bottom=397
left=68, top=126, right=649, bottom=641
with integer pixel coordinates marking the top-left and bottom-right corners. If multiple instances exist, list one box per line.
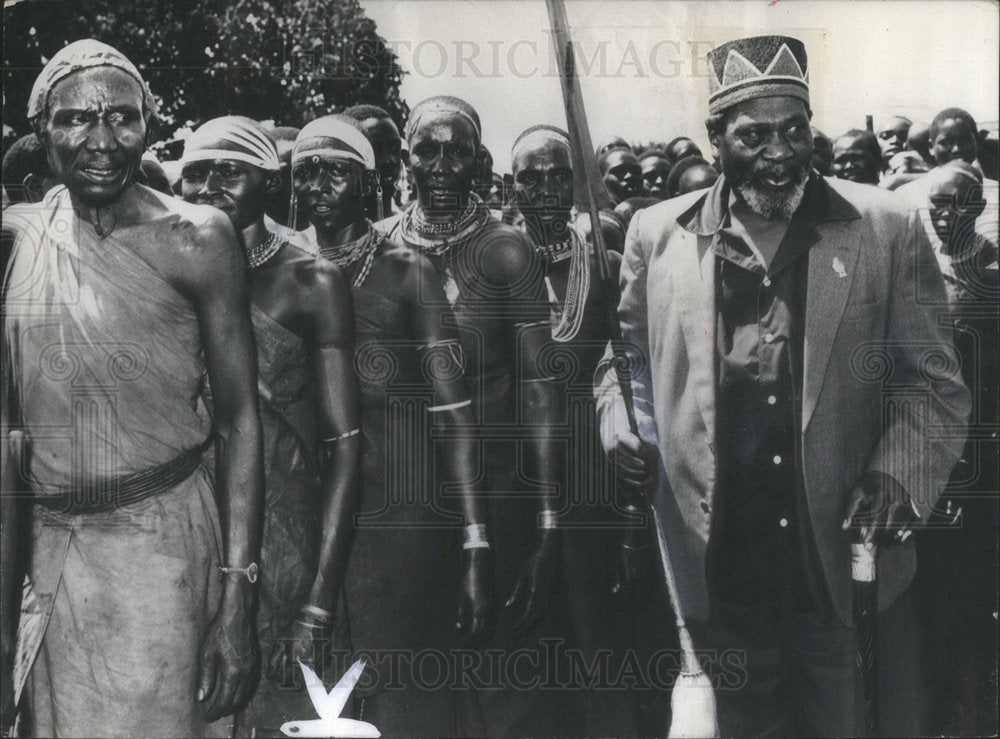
left=380, top=97, right=566, bottom=738
left=180, top=115, right=361, bottom=735
left=2, top=40, right=264, bottom=736
left=291, top=114, right=492, bottom=737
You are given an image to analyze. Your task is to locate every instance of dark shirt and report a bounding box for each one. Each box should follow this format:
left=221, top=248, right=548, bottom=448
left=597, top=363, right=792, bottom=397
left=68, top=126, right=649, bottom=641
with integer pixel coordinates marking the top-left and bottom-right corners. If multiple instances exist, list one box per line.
left=706, top=200, right=818, bottom=612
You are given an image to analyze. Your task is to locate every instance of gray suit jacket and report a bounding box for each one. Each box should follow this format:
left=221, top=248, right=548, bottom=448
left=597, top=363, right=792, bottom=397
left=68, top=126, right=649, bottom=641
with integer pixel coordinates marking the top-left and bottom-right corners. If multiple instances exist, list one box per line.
left=596, top=175, right=971, bottom=625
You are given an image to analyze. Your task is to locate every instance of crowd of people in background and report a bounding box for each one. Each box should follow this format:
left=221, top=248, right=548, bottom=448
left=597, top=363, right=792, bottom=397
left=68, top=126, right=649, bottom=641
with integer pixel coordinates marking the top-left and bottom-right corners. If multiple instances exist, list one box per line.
left=6, top=95, right=999, bottom=251
left=1, top=31, right=997, bottom=739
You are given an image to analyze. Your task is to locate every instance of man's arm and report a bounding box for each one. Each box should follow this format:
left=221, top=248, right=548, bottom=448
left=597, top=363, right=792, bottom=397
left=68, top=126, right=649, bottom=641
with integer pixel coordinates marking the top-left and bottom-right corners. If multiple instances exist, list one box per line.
left=845, top=208, right=972, bottom=542
left=178, top=210, right=264, bottom=722
left=593, top=211, right=660, bottom=606
left=268, top=262, right=361, bottom=674
left=407, top=254, right=493, bottom=644
left=595, top=209, right=659, bottom=485
left=495, top=231, right=563, bottom=634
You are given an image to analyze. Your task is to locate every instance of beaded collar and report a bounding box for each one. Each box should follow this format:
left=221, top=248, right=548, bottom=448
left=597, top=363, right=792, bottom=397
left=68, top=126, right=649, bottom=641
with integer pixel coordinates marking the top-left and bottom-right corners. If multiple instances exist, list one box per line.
left=317, top=221, right=382, bottom=288
left=398, top=193, right=492, bottom=255
left=246, top=231, right=285, bottom=270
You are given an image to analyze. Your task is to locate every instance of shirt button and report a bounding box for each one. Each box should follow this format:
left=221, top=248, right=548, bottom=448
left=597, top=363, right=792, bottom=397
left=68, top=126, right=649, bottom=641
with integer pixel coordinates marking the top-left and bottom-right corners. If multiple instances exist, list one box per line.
left=764, top=332, right=775, bottom=343
left=762, top=277, right=771, bottom=287
left=700, top=500, right=711, bottom=514
left=767, top=395, right=777, bottom=405
left=779, top=517, right=789, bottom=528
left=773, top=455, right=782, bottom=465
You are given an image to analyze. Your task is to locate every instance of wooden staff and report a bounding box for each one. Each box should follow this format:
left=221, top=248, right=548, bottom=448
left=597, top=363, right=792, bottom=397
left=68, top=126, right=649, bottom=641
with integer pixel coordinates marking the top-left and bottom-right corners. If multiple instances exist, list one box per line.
left=544, top=1, right=718, bottom=735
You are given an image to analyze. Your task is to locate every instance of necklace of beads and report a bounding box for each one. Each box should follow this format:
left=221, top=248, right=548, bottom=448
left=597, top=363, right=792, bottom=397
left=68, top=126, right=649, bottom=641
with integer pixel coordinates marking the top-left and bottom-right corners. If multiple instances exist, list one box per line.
left=246, top=231, right=284, bottom=270
left=318, top=222, right=382, bottom=287
left=399, top=193, right=492, bottom=255
left=540, top=227, right=591, bottom=343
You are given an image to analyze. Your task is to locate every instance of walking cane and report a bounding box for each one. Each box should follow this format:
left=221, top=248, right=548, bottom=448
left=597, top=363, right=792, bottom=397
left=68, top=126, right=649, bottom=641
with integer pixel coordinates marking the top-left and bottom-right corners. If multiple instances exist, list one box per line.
left=852, top=540, right=879, bottom=736
left=544, top=1, right=718, bottom=735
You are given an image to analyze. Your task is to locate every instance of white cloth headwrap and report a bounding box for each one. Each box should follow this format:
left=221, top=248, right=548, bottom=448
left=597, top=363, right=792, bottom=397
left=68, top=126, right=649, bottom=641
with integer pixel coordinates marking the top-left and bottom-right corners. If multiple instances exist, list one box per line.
left=404, top=101, right=481, bottom=145
left=512, top=128, right=571, bottom=163
left=293, top=118, right=376, bottom=170
left=181, top=116, right=281, bottom=171
left=28, top=39, right=157, bottom=122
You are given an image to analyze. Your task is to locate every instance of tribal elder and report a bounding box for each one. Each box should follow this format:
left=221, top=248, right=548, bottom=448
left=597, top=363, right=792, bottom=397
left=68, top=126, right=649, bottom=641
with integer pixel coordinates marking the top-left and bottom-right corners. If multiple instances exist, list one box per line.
left=509, top=124, right=636, bottom=736
left=1, top=41, right=264, bottom=736
left=180, top=116, right=360, bottom=737
left=378, top=96, right=564, bottom=738
left=598, top=35, right=969, bottom=735
left=293, top=115, right=492, bottom=736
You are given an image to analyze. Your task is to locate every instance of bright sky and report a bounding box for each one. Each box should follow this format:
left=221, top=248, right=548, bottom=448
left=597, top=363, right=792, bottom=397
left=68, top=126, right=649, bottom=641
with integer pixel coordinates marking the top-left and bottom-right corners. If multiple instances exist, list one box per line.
left=360, top=0, right=1000, bottom=172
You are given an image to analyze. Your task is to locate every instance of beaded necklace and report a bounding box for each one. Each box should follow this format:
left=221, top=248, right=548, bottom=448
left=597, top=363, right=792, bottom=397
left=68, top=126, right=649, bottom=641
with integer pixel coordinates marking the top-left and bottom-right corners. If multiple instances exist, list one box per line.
left=398, top=193, right=492, bottom=256
left=537, top=227, right=590, bottom=342
left=318, top=222, right=382, bottom=288
left=246, top=231, right=284, bottom=270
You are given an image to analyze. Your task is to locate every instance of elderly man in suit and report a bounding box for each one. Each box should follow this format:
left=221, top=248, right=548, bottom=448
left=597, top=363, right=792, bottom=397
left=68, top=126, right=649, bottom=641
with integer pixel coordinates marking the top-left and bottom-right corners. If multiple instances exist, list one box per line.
left=597, top=36, right=970, bottom=737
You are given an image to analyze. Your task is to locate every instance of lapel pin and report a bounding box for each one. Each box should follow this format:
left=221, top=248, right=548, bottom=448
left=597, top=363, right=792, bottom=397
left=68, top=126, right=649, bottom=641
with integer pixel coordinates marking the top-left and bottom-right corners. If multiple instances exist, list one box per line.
left=832, top=256, right=847, bottom=278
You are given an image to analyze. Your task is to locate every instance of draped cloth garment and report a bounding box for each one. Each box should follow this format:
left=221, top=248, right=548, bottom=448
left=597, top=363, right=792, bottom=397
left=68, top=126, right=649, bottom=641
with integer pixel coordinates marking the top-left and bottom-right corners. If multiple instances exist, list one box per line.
left=4, top=187, right=221, bottom=737
left=233, top=303, right=327, bottom=738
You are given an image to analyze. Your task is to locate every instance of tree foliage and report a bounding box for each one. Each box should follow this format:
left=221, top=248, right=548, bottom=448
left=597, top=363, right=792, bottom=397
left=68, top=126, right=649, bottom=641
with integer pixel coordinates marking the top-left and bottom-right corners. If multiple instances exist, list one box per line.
left=3, top=0, right=409, bottom=142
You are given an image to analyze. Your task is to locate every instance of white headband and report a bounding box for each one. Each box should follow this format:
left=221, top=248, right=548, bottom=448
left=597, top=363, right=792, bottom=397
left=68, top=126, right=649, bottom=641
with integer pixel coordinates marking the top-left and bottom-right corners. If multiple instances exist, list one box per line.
left=28, top=39, right=157, bottom=122
left=181, top=117, right=280, bottom=171
left=512, top=128, right=571, bottom=163
left=293, top=117, right=376, bottom=170
left=404, top=102, right=482, bottom=145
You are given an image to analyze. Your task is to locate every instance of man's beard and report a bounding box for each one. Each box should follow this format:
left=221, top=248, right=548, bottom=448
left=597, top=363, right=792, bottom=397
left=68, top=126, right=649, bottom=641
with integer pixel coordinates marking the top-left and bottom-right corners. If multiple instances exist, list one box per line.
left=731, top=162, right=809, bottom=221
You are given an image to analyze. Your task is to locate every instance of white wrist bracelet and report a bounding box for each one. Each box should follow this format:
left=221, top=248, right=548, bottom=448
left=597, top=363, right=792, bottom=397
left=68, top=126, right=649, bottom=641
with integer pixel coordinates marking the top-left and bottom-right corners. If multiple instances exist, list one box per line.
left=539, top=509, right=558, bottom=530
left=463, top=523, right=490, bottom=550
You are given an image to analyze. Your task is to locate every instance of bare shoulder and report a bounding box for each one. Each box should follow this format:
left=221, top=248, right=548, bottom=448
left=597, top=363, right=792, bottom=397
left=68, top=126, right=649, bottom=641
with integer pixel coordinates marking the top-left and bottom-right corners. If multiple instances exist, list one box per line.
left=286, top=246, right=350, bottom=303
left=133, top=191, right=241, bottom=296
left=152, top=191, right=238, bottom=255
left=473, top=220, right=536, bottom=278
left=374, top=235, right=433, bottom=279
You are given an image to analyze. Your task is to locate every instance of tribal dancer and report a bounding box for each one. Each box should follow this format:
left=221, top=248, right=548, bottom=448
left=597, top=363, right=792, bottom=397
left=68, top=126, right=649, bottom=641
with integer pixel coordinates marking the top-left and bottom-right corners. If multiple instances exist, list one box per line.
left=378, top=97, right=565, bottom=738
left=291, top=115, right=492, bottom=736
left=2, top=41, right=263, bottom=736
left=180, top=116, right=360, bottom=737
left=509, top=125, right=637, bottom=736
